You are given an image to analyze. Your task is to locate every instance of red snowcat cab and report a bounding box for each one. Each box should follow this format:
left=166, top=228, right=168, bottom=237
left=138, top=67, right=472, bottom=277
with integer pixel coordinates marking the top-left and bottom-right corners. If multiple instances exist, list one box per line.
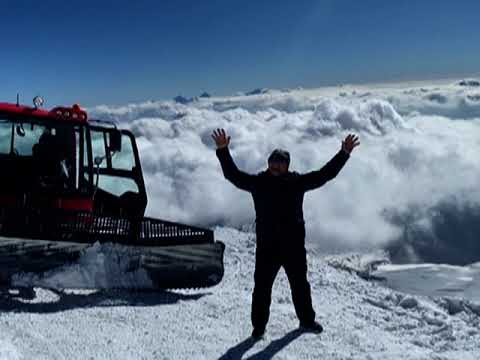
left=0, top=100, right=224, bottom=289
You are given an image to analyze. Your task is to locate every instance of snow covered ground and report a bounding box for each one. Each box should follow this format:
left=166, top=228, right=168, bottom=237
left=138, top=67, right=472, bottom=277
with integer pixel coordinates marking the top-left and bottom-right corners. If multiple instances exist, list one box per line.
left=1, top=78, right=480, bottom=359
left=1, top=227, right=480, bottom=359
left=373, top=262, right=480, bottom=303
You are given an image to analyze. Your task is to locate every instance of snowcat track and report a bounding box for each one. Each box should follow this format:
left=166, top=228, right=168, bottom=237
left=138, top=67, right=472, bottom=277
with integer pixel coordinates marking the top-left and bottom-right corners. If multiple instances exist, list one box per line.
left=0, top=209, right=225, bottom=289
left=0, top=237, right=225, bottom=290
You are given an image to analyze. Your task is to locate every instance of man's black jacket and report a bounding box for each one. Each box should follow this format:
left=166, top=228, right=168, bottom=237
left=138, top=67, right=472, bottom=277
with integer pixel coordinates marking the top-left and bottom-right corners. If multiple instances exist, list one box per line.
left=216, top=147, right=349, bottom=248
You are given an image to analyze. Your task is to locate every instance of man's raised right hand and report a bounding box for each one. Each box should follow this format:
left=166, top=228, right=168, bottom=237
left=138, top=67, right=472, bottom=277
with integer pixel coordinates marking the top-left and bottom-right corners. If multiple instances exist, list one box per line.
left=211, top=128, right=231, bottom=149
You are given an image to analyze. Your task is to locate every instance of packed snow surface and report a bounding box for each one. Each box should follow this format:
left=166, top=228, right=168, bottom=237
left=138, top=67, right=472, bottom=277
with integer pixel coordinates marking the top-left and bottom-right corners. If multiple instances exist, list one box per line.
left=2, top=227, right=480, bottom=359
left=373, top=262, right=480, bottom=302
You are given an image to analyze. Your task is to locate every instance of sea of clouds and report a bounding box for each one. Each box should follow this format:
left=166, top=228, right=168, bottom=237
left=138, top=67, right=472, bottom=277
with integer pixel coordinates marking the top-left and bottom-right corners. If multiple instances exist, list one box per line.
left=90, top=79, right=480, bottom=265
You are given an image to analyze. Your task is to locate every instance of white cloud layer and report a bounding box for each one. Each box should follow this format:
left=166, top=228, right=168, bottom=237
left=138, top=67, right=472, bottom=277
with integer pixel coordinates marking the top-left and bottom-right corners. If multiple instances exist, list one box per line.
left=90, top=79, right=480, bottom=263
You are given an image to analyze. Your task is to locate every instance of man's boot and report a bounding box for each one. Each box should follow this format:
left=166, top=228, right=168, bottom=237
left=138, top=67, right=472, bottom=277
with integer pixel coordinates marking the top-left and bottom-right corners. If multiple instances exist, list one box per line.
left=300, top=321, right=323, bottom=334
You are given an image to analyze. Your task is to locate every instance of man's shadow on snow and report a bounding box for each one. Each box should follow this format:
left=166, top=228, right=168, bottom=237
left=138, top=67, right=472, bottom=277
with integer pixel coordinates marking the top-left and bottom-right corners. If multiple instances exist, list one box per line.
left=0, top=287, right=208, bottom=314
left=218, top=328, right=304, bottom=360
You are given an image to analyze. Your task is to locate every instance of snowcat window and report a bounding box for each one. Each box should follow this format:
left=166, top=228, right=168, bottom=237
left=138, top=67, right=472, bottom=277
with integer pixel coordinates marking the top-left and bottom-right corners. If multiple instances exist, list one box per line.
left=97, top=174, right=140, bottom=197
left=76, top=130, right=80, bottom=189
left=75, top=127, right=88, bottom=192
left=91, top=131, right=107, bottom=169
left=0, top=118, right=87, bottom=195
left=111, top=133, right=136, bottom=171
left=0, top=121, right=11, bottom=154
left=14, top=123, right=45, bottom=156
left=88, top=127, right=146, bottom=213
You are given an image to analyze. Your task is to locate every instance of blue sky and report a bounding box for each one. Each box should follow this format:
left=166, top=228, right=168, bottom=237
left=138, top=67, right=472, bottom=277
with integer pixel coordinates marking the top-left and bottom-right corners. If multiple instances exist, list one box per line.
left=1, top=0, right=479, bottom=107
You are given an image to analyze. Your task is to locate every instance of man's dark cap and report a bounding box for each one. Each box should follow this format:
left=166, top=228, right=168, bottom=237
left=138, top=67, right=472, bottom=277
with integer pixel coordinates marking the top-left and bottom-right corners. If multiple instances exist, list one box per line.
left=268, top=149, right=290, bottom=164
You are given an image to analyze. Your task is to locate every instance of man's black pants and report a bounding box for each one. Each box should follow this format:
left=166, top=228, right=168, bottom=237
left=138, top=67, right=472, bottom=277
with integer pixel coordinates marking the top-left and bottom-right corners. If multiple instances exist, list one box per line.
left=251, top=243, right=316, bottom=330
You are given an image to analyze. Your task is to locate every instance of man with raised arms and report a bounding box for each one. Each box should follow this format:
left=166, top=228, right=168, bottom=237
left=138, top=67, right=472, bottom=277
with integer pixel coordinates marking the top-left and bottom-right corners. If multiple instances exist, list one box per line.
left=212, top=128, right=360, bottom=339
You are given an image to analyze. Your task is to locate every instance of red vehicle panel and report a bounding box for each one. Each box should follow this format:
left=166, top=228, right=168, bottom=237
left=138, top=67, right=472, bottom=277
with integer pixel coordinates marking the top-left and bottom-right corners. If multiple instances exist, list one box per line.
left=0, top=103, right=87, bottom=124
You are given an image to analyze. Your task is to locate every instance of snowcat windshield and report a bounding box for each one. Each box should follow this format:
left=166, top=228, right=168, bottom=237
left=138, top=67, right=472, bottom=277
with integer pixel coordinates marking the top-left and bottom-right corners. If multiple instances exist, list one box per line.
left=0, top=118, right=85, bottom=193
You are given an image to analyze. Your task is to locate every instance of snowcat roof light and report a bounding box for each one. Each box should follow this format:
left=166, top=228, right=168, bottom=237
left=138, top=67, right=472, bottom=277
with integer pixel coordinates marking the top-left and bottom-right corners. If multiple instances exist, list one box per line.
left=50, top=104, right=88, bottom=123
